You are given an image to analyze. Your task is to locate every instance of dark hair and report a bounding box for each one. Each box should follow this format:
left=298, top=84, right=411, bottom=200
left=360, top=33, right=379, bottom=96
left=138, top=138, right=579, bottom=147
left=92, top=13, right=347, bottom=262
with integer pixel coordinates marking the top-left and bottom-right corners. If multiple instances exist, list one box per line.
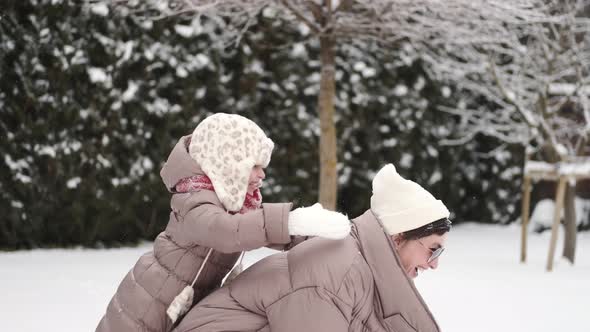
left=400, top=218, right=452, bottom=241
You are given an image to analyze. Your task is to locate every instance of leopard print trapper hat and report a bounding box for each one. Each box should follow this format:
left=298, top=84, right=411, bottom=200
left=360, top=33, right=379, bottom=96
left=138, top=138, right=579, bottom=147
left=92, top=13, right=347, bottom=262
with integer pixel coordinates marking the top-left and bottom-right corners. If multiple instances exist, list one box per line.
left=189, top=113, right=274, bottom=212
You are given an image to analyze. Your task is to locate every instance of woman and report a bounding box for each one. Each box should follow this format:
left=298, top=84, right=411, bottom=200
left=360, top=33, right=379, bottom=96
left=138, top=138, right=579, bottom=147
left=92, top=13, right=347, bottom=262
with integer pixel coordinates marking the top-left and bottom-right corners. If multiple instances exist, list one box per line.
left=173, top=163, right=451, bottom=332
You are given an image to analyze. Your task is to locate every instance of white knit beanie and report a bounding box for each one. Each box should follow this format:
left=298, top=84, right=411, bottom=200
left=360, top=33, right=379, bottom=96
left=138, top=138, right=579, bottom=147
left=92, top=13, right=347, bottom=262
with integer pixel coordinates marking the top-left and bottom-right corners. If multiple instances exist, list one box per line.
left=370, top=164, right=450, bottom=235
left=188, top=113, right=274, bottom=212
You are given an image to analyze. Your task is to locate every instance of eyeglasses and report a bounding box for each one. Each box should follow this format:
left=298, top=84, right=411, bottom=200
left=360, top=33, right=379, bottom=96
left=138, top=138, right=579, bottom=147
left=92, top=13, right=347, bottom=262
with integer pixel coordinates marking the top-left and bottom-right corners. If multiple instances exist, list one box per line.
left=417, top=240, right=445, bottom=263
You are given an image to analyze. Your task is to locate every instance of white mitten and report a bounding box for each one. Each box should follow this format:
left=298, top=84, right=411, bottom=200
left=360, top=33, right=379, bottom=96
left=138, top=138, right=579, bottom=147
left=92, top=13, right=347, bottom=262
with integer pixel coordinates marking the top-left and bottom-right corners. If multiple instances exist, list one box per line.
left=288, top=203, right=351, bottom=239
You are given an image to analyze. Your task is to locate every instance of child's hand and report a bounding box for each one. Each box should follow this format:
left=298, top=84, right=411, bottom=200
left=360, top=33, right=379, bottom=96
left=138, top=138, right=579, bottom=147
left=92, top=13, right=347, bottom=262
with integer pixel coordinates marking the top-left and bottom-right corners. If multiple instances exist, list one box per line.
left=288, top=203, right=351, bottom=239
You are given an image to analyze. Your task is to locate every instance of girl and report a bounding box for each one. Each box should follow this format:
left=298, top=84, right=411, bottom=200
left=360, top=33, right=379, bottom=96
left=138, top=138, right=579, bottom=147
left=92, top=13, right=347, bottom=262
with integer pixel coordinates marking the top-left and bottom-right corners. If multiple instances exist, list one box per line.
left=96, top=113, right=350, bottom=332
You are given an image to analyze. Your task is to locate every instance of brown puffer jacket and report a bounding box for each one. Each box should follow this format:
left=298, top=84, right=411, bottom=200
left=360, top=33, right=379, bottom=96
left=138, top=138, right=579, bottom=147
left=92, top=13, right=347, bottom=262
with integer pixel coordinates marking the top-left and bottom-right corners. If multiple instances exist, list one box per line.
left=174, top=209, right=441, bottom=332
left=96, top=136, right=300, bottom=332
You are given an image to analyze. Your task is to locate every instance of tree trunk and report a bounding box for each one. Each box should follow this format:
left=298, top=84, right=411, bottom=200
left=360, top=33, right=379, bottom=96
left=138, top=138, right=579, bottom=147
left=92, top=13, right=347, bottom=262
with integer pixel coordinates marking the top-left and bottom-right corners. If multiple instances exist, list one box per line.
left=562, top=182, right=577, bottom=263
left=317, top=35, right=338, bottom=210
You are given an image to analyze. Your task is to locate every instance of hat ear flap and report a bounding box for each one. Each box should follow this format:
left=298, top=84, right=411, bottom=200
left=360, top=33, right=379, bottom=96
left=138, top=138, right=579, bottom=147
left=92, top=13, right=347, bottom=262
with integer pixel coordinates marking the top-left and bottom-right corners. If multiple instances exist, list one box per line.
left=209, top=157, right=256, bottom=212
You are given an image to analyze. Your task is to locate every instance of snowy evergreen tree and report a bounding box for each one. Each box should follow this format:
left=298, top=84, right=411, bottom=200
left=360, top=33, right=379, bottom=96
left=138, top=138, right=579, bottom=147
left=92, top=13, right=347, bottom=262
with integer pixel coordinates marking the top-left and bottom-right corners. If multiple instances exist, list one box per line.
left=0, top=0, right=234, bottom=247
left=120, top=0, right=546, bottom=210
left=1, top=0, right=525, bottom=248
left=331, top=40, right=523, bottom=222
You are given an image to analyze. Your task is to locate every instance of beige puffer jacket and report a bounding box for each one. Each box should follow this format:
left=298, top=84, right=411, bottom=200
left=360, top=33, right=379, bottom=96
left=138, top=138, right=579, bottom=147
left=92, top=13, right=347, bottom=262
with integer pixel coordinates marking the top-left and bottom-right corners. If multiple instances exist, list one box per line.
left=174, top=209, right=441, bottom=332
left=96, top=136, right=301, bottom=332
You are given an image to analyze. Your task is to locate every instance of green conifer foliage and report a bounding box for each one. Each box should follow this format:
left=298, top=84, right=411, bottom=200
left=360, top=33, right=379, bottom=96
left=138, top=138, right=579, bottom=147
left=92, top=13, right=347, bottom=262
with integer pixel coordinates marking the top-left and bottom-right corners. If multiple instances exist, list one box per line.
left=0, top=2, right=523, bottom=248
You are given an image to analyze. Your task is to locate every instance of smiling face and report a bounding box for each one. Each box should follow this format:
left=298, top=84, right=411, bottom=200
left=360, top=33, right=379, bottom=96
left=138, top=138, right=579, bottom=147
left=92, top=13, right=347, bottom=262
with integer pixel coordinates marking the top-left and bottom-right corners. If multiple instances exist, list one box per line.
left=247, top=165, right=265, bottom=195
left=393, top=232, right=448, bottom=279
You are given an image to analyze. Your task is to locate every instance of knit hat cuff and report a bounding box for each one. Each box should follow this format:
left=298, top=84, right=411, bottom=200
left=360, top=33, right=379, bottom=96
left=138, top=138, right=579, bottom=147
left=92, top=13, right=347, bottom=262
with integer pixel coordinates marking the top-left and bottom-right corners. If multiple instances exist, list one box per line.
left=375, top=199, right=450, bottom=235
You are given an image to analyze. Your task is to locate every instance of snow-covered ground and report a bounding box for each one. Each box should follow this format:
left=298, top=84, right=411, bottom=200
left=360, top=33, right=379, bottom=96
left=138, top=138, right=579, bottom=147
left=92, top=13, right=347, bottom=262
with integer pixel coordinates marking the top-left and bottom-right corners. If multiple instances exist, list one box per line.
left=1, top=223, right=588, bottom=332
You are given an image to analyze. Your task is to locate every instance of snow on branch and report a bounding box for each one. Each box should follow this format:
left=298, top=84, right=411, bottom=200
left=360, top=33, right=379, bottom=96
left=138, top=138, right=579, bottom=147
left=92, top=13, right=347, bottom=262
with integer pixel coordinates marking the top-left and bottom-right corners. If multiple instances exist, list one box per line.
left=111, top=1, right=549, bottom=44
left=423, top=0, right=590, bottom=158
left=107, top=0, right=590, bottom=159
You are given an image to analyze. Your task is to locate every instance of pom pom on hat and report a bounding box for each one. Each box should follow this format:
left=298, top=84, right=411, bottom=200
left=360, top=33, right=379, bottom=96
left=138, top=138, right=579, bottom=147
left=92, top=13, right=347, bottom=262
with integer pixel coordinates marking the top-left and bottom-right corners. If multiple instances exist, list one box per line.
left=189, top=113, right=274, bottom=212
left=370, top=164, right=450, bottom=235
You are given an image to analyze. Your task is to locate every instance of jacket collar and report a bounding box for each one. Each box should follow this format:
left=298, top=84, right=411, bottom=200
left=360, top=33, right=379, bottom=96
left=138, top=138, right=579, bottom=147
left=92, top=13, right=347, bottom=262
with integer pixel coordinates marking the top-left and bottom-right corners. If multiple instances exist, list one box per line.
left=160, top=135, right=205, bottom=192
left=352, top=210, right=440, bottom=332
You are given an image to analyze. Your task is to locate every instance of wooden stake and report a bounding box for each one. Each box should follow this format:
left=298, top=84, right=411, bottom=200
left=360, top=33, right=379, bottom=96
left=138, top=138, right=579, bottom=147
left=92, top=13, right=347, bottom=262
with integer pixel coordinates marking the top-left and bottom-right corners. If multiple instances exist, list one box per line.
left=546, top=177, right=566, bottom=272
left=520, top=176, right=531, bottom=263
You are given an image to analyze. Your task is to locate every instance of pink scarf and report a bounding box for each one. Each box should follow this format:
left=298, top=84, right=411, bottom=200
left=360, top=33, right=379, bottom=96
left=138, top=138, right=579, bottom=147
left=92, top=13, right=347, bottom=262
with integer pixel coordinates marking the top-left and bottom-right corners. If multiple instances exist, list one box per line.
left=175, top=175, right=262, bottom=214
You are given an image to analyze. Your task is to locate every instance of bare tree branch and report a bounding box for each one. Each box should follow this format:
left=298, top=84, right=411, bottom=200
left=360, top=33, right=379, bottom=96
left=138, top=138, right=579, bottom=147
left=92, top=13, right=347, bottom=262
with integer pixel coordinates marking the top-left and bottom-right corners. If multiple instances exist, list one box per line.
left=281, top=0, right=321, bottom=33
